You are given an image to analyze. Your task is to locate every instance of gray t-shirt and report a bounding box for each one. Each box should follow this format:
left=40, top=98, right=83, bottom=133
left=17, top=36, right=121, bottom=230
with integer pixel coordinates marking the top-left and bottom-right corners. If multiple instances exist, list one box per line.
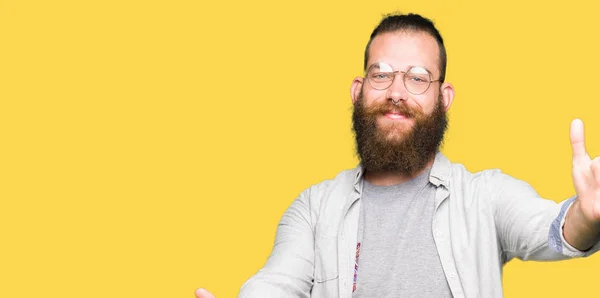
left=352, top=167, right=452, bottom=297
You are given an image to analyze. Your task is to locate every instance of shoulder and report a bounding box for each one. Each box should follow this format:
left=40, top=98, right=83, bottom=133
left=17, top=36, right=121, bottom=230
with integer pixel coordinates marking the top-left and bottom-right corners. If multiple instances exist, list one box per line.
left=307, top=167, right=358, bottom=194
left=291, top=167, right=359, bottom=225
left=447, top=159, right=537, bottom=199
left=300, top=167, right=358, bottom=207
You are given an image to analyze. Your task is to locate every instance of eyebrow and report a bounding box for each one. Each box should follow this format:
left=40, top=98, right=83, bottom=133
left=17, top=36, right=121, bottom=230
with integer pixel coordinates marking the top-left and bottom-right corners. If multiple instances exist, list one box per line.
left=368, top=63, right=433, bottom=74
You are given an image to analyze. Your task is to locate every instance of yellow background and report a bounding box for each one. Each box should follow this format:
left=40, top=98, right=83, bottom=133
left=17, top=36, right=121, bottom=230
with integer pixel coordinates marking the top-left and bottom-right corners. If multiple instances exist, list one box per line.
left=1, top=0, right=599, bottom=297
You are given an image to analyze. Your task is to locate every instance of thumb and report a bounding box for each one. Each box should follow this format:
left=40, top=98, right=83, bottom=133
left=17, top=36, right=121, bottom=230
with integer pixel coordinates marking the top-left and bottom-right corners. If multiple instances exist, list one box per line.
left=195, top=288, right=216, bottom=298
left=570, top=118, right=587, bottom=161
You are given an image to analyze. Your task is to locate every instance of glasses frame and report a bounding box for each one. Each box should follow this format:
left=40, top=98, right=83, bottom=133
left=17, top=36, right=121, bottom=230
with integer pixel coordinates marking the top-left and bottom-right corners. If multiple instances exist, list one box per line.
left=365, top=63, right=442, bottom=95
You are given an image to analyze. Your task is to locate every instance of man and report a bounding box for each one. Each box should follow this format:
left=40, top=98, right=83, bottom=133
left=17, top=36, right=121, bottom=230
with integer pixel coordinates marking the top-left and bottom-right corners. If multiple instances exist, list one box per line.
left=197, top=13, right=600, bottom=297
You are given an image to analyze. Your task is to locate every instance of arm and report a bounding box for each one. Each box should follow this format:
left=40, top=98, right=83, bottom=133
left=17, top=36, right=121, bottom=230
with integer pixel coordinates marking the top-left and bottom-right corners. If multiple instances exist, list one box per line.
left=238, top=189, right=315, bottom=298
left=491, top=119, right=600, bottom=261
left=488, top=171, right=570, bottom=261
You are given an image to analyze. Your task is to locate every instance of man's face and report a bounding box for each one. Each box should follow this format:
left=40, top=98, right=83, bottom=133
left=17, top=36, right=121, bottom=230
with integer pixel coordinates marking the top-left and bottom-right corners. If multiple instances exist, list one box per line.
left=351, top=31, right=452, bottom=175
left=361, top=31, right=443, bottom=139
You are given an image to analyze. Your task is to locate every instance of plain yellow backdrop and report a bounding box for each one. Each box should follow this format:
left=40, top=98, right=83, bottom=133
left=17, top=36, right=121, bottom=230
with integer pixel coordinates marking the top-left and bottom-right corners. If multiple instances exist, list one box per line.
left=1, top=0, right=600, bottom=297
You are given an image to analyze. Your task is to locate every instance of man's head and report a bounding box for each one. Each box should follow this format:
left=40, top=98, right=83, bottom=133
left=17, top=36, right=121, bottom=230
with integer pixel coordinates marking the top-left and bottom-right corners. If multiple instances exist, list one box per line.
left=364, top=13, right=447, bottom=83
left=350, top=13, right=455, bottom=176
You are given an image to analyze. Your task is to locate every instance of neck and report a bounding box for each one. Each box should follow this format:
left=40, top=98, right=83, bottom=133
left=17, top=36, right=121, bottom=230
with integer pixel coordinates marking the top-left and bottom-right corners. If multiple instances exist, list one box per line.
left=363, top=158, right=435, bottom=186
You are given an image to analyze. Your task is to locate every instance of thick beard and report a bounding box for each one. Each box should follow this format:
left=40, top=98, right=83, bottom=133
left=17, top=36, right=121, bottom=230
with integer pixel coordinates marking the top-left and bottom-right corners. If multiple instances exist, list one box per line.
left=352, top=93, right=448, bottom=176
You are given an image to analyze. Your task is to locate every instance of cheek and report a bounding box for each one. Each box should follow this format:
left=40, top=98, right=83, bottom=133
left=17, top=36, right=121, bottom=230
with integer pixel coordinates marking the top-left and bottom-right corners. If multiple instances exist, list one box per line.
left=362, top=89, right=387, bottom=104
left=412, top=95, right=437, bottom=114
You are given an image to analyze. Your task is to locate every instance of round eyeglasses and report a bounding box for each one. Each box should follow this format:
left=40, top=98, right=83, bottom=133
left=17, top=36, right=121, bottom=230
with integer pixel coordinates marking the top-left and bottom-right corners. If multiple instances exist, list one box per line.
left=366, top=62, right=441, bottom=95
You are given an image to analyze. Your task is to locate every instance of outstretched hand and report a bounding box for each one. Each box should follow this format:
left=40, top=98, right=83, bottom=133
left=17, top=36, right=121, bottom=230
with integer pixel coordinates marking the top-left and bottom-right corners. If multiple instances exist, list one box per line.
left=195, top=288, right=216, bottom=298
left=570, top=118, right=600, bottom=224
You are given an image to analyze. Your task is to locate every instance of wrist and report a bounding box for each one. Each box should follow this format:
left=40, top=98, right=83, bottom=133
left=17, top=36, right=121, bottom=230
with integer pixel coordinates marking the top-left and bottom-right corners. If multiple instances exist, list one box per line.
left=564, top=199, right=600, bottom=251
left=573, top=199, right=600, bottom=231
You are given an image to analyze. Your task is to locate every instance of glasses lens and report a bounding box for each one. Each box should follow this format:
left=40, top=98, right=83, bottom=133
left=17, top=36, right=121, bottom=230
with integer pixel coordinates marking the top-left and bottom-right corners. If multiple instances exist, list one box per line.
left=367, top=62, right=394, bottom=90
left=404, top=66, right=431, bottom=94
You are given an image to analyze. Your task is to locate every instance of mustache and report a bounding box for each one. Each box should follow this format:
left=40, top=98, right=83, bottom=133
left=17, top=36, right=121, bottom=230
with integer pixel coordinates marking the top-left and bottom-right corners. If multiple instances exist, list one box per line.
left=361, top=100, right=421, bottom=118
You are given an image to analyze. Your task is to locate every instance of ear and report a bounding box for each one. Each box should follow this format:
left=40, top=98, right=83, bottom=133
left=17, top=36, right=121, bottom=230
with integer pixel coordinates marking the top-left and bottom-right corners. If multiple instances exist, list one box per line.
left=439, top=82, right=455, bottom=112
left=350, top=76, right=364, bottom=104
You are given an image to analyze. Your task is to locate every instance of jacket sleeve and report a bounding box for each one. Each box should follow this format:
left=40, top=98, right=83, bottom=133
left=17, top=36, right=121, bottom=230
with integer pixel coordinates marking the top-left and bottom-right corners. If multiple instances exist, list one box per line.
left=239, top=189, right=315, bottom=298
left=485, top=170, right=600, bottom=262
left=548, top=196, right=600, bottom=257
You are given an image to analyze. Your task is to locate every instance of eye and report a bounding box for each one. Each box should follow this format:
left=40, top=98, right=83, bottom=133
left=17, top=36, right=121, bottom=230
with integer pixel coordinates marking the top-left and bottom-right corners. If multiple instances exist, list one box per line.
left=371, top=72, right=392, bottom=80
left=406, top=74, right=428, bottom=83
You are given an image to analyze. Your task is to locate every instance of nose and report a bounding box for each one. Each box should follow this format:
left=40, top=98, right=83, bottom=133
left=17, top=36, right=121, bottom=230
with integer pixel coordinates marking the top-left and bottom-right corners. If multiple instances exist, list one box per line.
left=386, top=72, right=409, bottom=104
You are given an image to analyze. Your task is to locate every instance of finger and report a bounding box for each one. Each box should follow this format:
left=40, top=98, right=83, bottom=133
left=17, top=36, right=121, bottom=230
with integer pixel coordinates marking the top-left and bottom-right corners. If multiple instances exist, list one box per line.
left=592, top=158, right=600, bottom=219
left=195, top=288, right=216, bottom=298
left=591, top=157, right=600, bottom=185
left=570, top=118, right=587, bottom=161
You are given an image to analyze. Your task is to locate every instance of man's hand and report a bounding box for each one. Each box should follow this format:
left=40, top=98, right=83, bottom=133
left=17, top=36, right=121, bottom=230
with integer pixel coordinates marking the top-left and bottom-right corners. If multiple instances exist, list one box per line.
left=195, top=288, right=216, bottom=298
left=570, top=119, right=600, bottom=223
left=564, top=118, right=600, bottom=250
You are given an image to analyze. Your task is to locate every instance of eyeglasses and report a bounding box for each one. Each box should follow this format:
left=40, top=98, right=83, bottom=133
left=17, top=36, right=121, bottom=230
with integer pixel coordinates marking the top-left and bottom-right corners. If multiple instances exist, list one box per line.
left=366, top=62, right=441, bottom=95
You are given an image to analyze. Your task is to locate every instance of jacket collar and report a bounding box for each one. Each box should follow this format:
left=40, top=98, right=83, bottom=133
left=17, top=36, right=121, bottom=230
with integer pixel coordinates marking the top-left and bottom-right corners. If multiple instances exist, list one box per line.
left=353, top=151, right=452, bottom=191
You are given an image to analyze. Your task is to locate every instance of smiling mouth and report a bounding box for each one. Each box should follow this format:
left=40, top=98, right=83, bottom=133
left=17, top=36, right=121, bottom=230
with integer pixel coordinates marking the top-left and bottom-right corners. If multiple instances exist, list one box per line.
left=384, top=112, right=408, bottom=120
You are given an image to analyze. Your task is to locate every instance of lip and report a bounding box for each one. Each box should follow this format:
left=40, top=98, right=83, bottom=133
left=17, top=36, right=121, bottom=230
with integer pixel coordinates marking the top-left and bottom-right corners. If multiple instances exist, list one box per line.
left=384, top=112, right=407, bottom=120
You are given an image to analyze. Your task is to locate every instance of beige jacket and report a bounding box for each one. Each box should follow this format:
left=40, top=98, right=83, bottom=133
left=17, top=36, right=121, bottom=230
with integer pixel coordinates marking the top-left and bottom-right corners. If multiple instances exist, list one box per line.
left=239, top=153, right=600, bottom=297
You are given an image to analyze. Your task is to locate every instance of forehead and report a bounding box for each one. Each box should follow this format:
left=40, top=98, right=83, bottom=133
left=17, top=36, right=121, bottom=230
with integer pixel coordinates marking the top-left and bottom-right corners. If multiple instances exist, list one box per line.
left=367, top=31, right=440, bottom=76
